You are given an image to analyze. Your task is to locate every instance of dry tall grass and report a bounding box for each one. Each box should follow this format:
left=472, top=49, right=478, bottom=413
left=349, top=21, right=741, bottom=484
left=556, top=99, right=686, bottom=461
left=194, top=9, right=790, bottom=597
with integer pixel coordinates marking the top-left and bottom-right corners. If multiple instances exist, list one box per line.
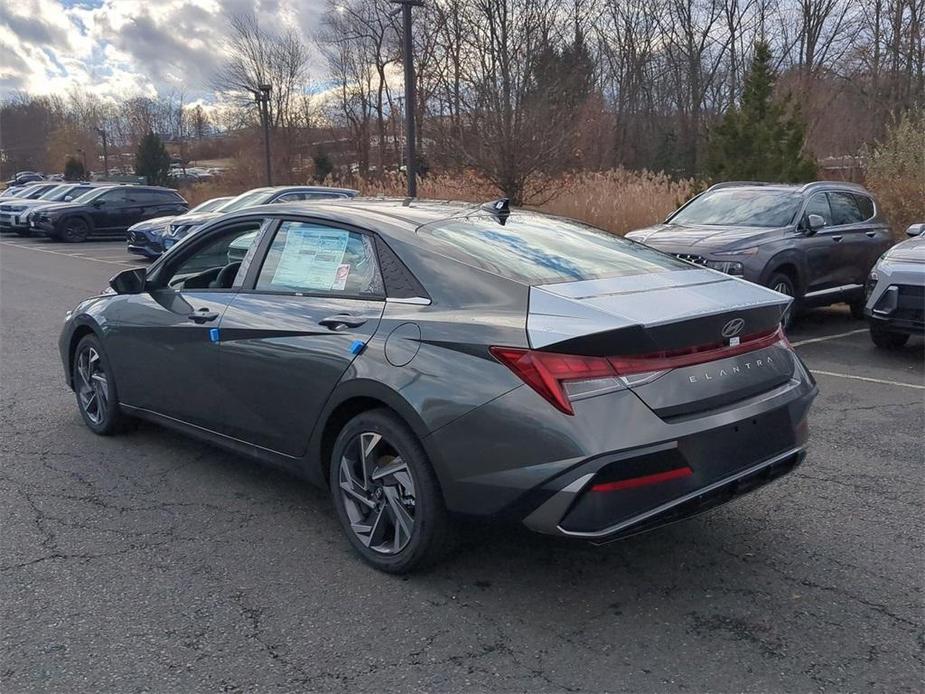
left=182, top=168, right=694, bottom=236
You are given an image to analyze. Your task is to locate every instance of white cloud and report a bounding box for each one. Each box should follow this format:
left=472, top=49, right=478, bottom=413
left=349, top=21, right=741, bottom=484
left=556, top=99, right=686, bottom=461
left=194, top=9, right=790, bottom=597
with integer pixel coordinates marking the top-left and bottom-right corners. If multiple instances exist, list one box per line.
left=0, top=0, right=328, bottom=102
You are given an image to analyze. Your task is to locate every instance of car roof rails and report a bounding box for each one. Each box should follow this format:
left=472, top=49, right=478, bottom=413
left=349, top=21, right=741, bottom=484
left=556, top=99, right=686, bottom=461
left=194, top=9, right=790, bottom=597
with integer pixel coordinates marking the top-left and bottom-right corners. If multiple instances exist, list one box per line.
left=706, top=181, right=775, bottom=190
left=480, top=197, right=511, bottom=223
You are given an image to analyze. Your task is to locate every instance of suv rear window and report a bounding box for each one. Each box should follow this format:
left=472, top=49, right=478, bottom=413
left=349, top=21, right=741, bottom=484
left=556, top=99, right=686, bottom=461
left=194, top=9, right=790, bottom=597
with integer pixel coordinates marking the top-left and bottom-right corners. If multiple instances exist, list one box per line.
left=418, top=213, right=689, bottom=285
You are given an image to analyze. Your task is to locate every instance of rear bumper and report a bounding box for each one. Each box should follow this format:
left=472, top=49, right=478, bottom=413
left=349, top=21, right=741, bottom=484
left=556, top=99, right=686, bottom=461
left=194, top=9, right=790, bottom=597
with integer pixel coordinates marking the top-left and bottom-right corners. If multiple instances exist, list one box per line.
left=426, top=353, right=817, bottom=541
left=524, top=446, right=805, bottom=542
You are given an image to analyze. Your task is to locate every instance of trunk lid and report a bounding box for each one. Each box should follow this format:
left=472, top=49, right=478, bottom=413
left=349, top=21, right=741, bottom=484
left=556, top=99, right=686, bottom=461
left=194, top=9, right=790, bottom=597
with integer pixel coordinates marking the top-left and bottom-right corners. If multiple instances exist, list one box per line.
left=528, top=268, right=794, bottom=417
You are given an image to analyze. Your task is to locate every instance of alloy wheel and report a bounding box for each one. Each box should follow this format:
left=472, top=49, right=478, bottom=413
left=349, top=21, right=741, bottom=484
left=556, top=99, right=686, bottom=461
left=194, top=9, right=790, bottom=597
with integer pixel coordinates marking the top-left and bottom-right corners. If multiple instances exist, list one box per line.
left=774, top=280, right=792, bottom=296
left=76, top=346, right=109, bottom=425
left=337, top=432, right=416, bottom=554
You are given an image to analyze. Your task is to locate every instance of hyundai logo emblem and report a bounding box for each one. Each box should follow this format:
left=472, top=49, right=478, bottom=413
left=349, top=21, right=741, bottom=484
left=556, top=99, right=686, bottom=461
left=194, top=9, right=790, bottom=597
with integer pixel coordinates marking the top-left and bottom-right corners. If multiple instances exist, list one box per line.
left=721, top=318, right=745, bottom=338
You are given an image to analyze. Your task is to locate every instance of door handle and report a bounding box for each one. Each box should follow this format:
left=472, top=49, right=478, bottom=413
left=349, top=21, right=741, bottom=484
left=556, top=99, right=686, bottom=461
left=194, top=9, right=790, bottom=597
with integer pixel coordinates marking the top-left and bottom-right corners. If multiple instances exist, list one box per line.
left=831, top=235, right=843, bottom=242
left=319, top=314, right=367, bottom=330
left=188, top=308, right=220, bottom=323
left=865, top=231, right=876, bottom=237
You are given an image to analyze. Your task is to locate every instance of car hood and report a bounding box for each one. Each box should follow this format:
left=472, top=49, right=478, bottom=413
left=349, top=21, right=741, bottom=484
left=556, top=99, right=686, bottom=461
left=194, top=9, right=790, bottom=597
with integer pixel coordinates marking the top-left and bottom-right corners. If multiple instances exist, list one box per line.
left=0, top=198, right=62, bottom=211
left=129, top=216, right=175, bottom=233
left=170, top=211, right=221, bottom=227
left=881, top=235, right=925, bottom=263
left=28, top=201, right=87, bottom=215
left=625, top=223, right=788, bottom=252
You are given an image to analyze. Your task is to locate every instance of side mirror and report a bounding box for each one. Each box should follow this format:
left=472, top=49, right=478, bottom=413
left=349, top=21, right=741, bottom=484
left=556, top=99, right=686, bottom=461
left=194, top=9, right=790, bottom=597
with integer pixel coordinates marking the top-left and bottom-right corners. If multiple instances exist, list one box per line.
left=109, top=268, right=146, bottom=295
left=63, top=196, right=73, bottom=201
left=905, top=223, right=924, bottom=237
left=805, top=214, right=826, bottom=235
left=92, top=199, right=105, bottom=208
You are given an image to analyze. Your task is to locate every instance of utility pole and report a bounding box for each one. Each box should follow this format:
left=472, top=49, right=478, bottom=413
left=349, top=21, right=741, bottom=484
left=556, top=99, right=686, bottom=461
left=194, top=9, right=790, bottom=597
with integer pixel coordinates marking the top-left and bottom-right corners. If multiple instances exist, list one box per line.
left=95, top=127, right=109, bottom=179
left=391, top=0, right=423, bottom=198
left=255, top=85, right=273, bottom=186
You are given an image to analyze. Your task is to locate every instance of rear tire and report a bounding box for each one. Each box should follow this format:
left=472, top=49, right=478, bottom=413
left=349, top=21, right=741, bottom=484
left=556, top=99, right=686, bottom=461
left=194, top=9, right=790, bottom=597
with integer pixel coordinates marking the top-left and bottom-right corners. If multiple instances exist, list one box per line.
left=329, top=409, right=454, bottom=573
left=72, top=335, right=126, bottom=435
left=869, top=323, right=909, bottom=349
left=768, top=272, right=797, bottom=329
left=61, top=217, right=91, bottom=243
left=849, top=299, right=865, bottom=320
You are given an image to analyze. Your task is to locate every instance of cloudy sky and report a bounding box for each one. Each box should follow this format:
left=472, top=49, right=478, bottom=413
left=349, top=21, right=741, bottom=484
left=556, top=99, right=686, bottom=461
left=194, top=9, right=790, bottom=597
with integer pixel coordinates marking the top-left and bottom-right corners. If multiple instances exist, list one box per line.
left=0, top=0, right=328, bottom=102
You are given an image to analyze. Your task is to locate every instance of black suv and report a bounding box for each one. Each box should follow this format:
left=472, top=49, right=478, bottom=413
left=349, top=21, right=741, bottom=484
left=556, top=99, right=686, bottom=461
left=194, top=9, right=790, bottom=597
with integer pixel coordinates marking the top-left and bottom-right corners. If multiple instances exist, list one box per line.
left=31, top=186, right=188, bottom=242
left=626, top=182, right=892, bottom=322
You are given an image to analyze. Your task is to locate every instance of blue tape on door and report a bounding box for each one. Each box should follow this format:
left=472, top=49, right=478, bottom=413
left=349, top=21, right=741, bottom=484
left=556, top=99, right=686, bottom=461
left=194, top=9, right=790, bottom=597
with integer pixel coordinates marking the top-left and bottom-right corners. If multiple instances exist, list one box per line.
left=209, top=328, right=220, bottom=343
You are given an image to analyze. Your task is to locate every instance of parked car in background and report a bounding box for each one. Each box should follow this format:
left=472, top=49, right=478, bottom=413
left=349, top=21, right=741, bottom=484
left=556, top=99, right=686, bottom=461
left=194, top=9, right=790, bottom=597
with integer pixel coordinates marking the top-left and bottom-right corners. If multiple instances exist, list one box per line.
left=1, top=183, right=110, bottom=236
left=865, top=223, right=925, bottom=348
left=30, top=186, right=188, bottom=242
left=160, top=186, right=358, bottom=251
left=8, top=182, right=60, bottom=200
left=127, top=196, right=233, bottom=259
left=3, top=172, right=44, bottom=189
left=625, top=182, right=892, bottom=326
left=59, top=198, right=816, bottom=572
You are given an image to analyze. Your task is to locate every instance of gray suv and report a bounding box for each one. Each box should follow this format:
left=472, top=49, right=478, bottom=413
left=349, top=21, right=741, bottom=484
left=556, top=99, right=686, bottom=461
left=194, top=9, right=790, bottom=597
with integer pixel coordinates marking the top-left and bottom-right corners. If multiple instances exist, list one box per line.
left=626, top=182, right=892, bottom=323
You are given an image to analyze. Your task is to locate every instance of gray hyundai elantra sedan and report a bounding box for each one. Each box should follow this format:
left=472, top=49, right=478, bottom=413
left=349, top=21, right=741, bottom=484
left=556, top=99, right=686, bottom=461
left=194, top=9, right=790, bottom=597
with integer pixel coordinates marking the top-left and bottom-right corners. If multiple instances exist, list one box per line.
left=59, top=198, right=817, bottom=572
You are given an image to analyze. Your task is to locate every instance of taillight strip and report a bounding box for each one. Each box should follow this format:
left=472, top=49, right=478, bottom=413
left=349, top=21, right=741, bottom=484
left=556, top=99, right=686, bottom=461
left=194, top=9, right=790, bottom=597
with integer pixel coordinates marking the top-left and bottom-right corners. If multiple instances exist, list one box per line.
left=590, top=466, right=693, bottom=492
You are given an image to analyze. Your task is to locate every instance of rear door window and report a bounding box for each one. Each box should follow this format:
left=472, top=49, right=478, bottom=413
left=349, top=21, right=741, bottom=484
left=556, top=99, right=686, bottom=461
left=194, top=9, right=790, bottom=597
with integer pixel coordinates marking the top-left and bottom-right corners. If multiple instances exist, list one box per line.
left=256, top=221, right=384, bottom=296
left=852, top=194, right=875, bottom=221
left=828, top=192, right=864, bottom=225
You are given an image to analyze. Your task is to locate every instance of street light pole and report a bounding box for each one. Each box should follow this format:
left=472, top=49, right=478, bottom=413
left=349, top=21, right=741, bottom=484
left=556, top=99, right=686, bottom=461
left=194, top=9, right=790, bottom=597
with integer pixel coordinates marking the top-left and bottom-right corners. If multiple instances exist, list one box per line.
left=95, top=127, right=109, bottom=179
left=391, top=0, right=423, bottom=198
left=255, top=85, right=273, bottom=186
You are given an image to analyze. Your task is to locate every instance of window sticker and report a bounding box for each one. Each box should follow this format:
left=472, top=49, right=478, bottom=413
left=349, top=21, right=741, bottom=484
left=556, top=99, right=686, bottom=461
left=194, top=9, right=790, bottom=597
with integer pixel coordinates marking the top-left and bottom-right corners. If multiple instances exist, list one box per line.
left=331, top=263, right=351, bottom=291
left=272, top=225, right=349, bottom=290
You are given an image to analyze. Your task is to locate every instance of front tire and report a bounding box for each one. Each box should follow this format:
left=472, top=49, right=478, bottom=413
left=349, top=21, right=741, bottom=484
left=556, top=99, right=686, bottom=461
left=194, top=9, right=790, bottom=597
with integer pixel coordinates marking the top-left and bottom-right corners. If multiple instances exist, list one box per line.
left=869, top=323, right=909, bottom=349
left=61, top=217, right=91, bottom=243
left=329, top=409, right=453, bottom=573
left=72, top=335, right=126, bottom=435
left=768, top=272, right=797, bottom=329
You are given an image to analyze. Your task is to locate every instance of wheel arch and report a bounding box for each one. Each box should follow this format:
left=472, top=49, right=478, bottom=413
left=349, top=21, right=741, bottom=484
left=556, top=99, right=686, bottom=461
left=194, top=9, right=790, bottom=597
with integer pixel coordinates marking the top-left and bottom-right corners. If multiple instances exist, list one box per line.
left=65, top=319, right=103, bottom=389
left=307, top=379, right=433, bottom=489
left=763, top=253, right=805, bottom=296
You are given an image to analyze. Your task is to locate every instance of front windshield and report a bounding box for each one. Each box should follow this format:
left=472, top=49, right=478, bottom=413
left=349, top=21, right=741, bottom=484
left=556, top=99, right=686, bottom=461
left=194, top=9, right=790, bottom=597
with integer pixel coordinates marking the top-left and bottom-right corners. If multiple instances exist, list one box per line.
left=219, top=188, right=273, bottom=213
left=38, top=185, right=71, bottom=201
left=189, top=197, right=231, bottom=214
left=671, top=189, right=803, bottom=227
left=73, top=187, right=114, bottom=203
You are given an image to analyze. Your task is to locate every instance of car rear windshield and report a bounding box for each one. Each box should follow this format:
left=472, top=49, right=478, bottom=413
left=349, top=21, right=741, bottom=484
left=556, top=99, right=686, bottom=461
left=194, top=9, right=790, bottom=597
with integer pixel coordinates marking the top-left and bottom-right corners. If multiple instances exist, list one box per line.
left=671, top=189, right=803, bottom=227
left=417, top=213, right=689, bottom=285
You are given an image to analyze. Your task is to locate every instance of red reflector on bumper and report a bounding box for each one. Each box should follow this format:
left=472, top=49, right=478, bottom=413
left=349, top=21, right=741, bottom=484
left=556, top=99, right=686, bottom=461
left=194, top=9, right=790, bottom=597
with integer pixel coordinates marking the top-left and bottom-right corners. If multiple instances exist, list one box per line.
left=590, top=466, right=693, bottom=492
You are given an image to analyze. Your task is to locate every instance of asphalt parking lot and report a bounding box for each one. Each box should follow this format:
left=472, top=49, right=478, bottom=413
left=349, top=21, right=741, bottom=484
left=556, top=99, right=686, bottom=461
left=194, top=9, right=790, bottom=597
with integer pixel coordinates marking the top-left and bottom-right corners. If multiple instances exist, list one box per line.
left=1, top=235, right=922, bottom=693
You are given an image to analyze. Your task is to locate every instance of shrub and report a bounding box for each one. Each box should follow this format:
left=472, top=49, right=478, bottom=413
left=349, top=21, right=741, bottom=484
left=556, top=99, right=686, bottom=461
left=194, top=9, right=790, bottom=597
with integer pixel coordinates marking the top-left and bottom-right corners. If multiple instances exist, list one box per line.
left=864, top=110, right=925, bottom=239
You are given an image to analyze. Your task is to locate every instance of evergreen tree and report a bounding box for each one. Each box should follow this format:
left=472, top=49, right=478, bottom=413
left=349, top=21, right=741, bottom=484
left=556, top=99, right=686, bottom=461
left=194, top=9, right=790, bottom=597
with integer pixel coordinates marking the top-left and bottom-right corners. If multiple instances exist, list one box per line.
left=64, top=156, right=85, bottom=181
left=312, top=150, right=334, bottom=182
left=134, top=132, right=171, bottom=186
left=706, top=42, right=816, bottom=182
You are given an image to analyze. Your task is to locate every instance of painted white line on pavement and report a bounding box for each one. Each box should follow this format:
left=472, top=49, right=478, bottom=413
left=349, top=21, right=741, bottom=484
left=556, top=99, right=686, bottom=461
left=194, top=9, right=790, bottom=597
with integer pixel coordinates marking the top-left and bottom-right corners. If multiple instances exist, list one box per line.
left=790, top=329, right=869, bottom=346
left=0, top=241, right=140, bottom=267
left=812, top=370, right=925, bottom=390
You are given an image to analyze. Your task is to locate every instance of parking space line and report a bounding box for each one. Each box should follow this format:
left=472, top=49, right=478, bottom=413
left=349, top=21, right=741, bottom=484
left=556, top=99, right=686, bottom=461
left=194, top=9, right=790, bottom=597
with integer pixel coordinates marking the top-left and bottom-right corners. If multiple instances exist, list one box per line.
left=790, top=329, right=868, bottom=347
left=0, top=241, right=141, bottom=267
left=812, top=370, right=924, bottom=390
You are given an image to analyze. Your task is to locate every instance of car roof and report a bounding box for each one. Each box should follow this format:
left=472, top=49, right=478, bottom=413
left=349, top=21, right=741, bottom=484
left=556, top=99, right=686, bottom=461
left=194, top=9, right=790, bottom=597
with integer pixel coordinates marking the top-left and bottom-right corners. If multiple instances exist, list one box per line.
left=224, top=197, right=478, bottom=239
left=706, top=180, right=872, bottom=195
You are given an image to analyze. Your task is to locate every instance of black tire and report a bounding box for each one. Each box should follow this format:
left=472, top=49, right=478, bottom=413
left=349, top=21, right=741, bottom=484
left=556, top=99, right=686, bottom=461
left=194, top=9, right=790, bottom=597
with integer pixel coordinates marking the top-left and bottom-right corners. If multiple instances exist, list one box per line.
left=869, top=323, right=909, bottom=349
left=329, top=409, right=454, bottom=573
left=61, top=216, right=91, bottom=243
left=768, top=272, right=797, bottom=329
left=849, top=299, right=866, bottom=320
left=72, top=334, right=126, bottom=435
